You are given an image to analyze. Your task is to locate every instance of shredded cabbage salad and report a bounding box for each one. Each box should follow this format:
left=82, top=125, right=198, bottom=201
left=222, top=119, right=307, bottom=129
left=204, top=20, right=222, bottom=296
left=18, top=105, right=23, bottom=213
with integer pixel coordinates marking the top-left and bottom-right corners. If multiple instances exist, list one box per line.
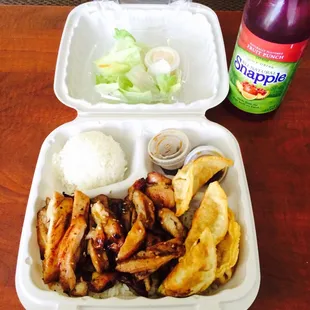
left=94, top=29, right=181, bottom=104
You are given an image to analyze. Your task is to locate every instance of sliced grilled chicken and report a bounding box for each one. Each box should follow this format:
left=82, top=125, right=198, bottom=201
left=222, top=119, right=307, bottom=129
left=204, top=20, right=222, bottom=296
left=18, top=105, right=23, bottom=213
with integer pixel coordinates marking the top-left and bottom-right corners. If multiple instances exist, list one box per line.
left=145, top=232, right=163, bottom=248
left=128, top=178, right=147, bottom=201
left=91, top=199, right=125, bottom=254
left=146, top=172, right=172, bottom=185
left=43, top=194, right=73, bottom=283
left=132, top=190, right=155, bottom=229
left=116, top=255, right=176, bottom=274
left=158, top=208, right=187, bottom=240
left=116, top=239, right=184, bottom=274
left=134, top=270, right=154, bottom=281
left=89, top=272, right=118, bottom=293
left=72, top=190, right=90, bottom=221
left=118, top=274, right=148, bottom=297
left=70, top=278, right=88, bottom=297
left=87, top=229, right=110, bottom=273
left=144, top=277, right=151, bottom=292
left=37, top=206, right=49, bottom=259
left=145, top=172, right=175, bottom=209
left=120, top=197, right=134, bottom=233
left=117, top=219, right=146, bottom=261
left=58, top=216, right=88, bottom=292
left=58, top=191, right=90, bottom=292
left=145, top=184, right=175, bottom=209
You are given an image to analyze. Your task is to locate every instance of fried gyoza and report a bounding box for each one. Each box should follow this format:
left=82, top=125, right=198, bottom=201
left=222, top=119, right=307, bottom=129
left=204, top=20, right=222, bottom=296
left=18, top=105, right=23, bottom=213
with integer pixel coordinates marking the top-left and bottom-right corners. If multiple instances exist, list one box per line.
left=43, top=193, right=73, bottom=283
left=132, top=190, right=155, bottom=229
left=145, top=172, right=175, bottom=209
left=215, top=208, right=240, bottom=282
left=158, top=227, right=217, bottom=297
left=158, top=208, right=186, bottom=240
left=91, top=198, right=125, bottom=254
left=173, top=156, right=233, bottom=216
left=185, top=181, right=228, bottom=250
left=58, top=191, right=89, bottom=292
left=117, top=219, right=146, bottom=261
left=116, top=239, right=184, bottom=275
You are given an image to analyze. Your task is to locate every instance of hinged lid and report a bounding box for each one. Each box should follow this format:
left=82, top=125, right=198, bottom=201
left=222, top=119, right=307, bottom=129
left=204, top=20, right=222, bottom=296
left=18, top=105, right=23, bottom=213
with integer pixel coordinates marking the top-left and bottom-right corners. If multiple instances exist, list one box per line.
left=54, top=0, right=229, bottom=115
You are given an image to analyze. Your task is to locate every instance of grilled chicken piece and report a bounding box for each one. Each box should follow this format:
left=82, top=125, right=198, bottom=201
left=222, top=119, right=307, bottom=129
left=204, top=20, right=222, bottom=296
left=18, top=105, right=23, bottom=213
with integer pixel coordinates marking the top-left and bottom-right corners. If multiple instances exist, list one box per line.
left=132, top=190, right=155, bottom=229
left=158, top=208, right=187, bottom=240
left=145, top=172, right=175, bottom=209
left=70, top=278, right=88, bottom=297
left=116, top=239, right=184, bottom=274
left=119, top=274, right=148, bottom=297
left=72, top=191, right=90, bottom=221
left=128, top=178, right=147, bottom=201
left=146, top=172, right=172, bottom=185
left=144, top=277, right=151, bottom=292
left=120, top=197, right=134, bottom=233
left=117, top=219, right=146, bottom=261
left=43, top=194, right=73, bottom=283
left=145, top=232, right=163, bottom=248
left=58, top=191, right=90, bottom=292
left=91, top=200, right=125, bottom=254
left=145, top=184, right=175, bottom=209
left=145, top=238, right=184, bottom=257
left=89, top=272, right=118, bottom=293
left=37, top=206, right=49, bottom=259
left=87, top=228, right=110, bottom=273
left=58, top=216, right=87, bottom=292
left=134, top=270, right=154, bottom=281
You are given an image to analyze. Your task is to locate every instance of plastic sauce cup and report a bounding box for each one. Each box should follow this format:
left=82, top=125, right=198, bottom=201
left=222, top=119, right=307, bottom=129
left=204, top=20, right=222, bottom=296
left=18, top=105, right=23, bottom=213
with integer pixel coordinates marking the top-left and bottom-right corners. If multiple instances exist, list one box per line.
left=148, top=129, right=191, bottom=171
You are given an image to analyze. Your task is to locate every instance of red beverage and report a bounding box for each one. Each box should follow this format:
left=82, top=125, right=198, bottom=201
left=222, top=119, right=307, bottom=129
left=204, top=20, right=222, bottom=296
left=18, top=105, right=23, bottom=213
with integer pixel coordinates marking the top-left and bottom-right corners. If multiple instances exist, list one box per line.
left=228, top=0, right=310, bottom=114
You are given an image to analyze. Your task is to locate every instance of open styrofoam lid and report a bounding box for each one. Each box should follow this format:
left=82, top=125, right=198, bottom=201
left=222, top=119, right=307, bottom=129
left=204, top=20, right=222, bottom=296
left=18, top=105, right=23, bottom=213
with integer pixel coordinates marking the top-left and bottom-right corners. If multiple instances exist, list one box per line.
left=54, top=0, right=229, bottom=115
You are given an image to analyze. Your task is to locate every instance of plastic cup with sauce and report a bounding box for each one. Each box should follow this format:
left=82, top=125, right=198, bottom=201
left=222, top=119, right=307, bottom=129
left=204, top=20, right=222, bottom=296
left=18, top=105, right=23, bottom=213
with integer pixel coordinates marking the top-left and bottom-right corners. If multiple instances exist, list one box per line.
left=148, top=129, right=191, bottom=173
left=184, top=145, right=228, bottom=182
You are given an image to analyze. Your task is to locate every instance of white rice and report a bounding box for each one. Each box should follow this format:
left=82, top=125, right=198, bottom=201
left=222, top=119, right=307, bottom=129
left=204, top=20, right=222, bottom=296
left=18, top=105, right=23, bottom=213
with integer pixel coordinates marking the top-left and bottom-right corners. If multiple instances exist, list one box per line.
left=53, top=131, right=127, bottom=193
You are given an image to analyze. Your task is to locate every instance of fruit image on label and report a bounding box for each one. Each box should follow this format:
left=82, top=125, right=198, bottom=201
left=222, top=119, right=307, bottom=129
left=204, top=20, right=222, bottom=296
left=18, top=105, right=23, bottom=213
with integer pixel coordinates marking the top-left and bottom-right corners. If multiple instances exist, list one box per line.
left=236, top=80, right=270, bottom=100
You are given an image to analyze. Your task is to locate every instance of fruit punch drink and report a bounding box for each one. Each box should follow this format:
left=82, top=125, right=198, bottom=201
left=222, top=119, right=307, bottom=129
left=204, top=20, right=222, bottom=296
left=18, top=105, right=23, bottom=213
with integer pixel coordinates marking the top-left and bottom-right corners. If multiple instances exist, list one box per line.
left=228, top=0, right=310, bottom=114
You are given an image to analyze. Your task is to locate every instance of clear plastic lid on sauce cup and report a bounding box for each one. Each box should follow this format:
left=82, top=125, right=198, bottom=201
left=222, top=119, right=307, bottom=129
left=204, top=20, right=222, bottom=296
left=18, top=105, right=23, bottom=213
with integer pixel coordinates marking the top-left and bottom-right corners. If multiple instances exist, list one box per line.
left=148, top=129, right=191, bottom=170
left=184, top=145, right=228, bottom=182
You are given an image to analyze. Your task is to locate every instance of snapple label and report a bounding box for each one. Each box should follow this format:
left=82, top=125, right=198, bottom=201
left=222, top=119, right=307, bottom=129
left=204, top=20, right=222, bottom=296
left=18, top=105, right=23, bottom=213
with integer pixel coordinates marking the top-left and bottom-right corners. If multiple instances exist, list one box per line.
left=228, top=22, right=308, bottom=114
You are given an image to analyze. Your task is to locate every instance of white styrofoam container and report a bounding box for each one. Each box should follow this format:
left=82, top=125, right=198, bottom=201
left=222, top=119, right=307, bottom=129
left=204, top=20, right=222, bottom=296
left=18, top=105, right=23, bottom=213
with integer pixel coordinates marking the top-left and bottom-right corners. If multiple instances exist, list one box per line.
left=16, top=1, right=260, bottom=309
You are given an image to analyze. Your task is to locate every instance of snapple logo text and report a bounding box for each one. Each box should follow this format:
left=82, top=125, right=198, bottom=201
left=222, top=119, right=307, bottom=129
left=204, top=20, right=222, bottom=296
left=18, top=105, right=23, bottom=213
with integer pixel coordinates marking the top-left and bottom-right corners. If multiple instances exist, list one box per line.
left=234, top=55, right=287, bottom=86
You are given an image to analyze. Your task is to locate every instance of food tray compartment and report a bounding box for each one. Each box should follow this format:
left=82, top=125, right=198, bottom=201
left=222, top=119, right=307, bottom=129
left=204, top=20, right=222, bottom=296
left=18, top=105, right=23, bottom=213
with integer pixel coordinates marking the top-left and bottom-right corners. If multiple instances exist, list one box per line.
left=16, top=116, right=260, bottom=310
left=54, top=1, right=229, bottom=114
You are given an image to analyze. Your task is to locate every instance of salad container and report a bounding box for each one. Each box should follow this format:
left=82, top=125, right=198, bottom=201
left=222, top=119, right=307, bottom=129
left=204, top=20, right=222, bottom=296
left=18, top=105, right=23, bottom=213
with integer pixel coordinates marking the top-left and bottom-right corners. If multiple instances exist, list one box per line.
left=15, top=1, right=260, bottom=309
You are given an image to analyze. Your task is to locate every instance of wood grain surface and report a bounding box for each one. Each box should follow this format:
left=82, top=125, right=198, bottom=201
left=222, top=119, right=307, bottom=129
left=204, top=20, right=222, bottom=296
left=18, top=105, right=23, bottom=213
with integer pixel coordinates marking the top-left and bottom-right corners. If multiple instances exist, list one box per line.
left=0, top=5, right=309, bottom=310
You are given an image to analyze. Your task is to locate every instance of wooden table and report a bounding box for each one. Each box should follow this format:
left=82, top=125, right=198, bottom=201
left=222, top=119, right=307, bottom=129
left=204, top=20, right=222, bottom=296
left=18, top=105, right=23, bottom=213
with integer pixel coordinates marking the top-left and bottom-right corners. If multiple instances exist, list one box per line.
left=0, top=5, right=309, bottom=310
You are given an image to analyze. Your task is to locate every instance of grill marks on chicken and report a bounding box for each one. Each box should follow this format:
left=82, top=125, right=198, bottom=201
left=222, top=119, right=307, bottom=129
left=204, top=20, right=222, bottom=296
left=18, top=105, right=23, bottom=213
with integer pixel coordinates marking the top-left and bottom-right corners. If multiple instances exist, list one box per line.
left=91, top=199, right=125, bottom=254
left=43, top=193, right=73, bottom=283
left=158, top=208, right=186, bottom=240
left=116, top=239, right=185, bottom=275
left=145, top=172, right=175, bottom=209
left=37, top=172, right=189, bottom=298
left=58, top=191, right=89, bottom=292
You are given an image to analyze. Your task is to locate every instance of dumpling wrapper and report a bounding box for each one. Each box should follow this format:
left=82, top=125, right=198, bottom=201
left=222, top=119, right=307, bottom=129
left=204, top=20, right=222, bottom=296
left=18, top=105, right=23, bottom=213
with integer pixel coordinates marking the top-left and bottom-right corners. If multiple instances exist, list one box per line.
left=172, top=155, right=233, bottom=217
left=185, top=181, right=229, bottom=250
left=215, top=208, right=241, bottom=282
left=158, top=227, right=216, bottom=297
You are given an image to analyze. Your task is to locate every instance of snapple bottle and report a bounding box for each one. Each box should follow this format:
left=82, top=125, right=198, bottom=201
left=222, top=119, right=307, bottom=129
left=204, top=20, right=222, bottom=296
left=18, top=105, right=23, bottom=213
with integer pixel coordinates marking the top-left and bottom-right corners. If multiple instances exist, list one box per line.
left=228, top=0, right=310, bottom=114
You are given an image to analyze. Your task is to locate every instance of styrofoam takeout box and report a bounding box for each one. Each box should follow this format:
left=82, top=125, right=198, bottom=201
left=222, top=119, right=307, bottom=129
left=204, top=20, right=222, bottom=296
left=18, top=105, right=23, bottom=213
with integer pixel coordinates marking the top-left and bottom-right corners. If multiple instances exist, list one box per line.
left=16, top=1, right=260, bottom=309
